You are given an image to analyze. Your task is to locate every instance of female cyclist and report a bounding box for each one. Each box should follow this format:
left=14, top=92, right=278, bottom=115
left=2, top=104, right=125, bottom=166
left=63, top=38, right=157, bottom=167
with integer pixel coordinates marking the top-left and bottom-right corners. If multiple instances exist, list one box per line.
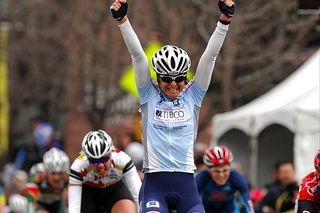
left=29, top=147, right=70, bottom=213
left=110, top=0, right=235, bottom=212
left=195, top=145, right=254, bottom=212
left=295, top=149, right=320, bottom=213
left=68, top=130, right=141, bottom=213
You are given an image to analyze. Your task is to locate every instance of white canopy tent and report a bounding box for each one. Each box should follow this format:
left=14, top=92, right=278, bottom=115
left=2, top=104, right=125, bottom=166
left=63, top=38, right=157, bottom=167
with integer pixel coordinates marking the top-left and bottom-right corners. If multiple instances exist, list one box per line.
left=212, top=49, right=320, bottom=187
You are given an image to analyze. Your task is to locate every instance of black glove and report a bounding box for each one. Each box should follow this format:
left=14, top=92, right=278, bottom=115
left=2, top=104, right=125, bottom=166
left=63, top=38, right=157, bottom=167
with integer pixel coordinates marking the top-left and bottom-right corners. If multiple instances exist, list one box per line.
left=218, top=0, right=235, bottom=17
left=110, top=2, right=128, bottom=21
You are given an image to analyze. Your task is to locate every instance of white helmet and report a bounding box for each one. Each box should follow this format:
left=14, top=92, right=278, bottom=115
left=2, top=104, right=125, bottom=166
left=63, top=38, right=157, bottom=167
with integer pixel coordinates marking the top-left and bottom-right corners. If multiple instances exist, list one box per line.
left=81, top=130, right=113, bottom=159
left=9, top=194, right=28, bottom=213
left=152, top=45, right=191, bottom=76
left=43, top=147, right=70, bottom=173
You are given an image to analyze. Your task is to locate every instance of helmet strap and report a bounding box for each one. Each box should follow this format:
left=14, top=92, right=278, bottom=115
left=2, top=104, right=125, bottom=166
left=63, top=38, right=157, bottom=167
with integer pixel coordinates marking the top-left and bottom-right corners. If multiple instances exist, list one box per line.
left=156, top=74, right=161, bottom=84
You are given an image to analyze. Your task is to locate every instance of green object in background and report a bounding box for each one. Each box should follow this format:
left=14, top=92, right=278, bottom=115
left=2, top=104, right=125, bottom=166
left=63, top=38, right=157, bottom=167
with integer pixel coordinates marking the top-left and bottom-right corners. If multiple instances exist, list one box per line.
left=0, top=23, right=9, bottom=158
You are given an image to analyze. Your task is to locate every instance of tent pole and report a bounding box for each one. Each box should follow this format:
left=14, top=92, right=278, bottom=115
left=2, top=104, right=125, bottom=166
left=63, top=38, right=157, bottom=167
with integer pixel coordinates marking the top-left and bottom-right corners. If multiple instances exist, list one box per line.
left=250, top=135, right=258, bottom=187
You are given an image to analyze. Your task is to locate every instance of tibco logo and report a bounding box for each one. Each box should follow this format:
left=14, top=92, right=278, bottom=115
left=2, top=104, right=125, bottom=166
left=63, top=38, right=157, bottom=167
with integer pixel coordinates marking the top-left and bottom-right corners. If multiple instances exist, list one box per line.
left=154, top=108, right=187, bottom=123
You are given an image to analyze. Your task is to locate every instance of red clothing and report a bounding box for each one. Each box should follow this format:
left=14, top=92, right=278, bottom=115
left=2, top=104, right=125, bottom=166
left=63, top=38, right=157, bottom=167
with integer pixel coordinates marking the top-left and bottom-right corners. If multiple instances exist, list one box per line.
left=296, top=171, right=320, bottom=212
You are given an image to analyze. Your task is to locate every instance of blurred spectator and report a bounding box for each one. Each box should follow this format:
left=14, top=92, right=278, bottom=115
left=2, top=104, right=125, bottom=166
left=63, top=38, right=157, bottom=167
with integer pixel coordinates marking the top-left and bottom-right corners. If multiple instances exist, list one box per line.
left=32, top=121, right=54, bottom=155
left=124, top=142, right=144, bottom=180
left=264, top=162, right=282, bottom=191
left=255, top=161, right=299, bottom=213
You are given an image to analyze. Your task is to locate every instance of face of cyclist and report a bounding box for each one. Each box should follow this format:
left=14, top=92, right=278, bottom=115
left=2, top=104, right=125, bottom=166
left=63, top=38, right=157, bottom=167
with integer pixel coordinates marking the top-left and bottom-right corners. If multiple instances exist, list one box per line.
left=89, top=156, right=111, bottom=177
left=208, top=165, right=231, bottom=186
left=47, top=171, right=67, bottom=189
left=159, top=75, right=186, bottom=99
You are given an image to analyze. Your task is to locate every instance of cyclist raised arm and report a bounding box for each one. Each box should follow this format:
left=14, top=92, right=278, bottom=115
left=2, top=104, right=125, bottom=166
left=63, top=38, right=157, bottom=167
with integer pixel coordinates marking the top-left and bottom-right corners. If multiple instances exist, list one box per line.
left=295, top=149, right=320, bottom=213
left=110, top=0, right=235, bottom=212
left=68, top=130, right=141, bottom=213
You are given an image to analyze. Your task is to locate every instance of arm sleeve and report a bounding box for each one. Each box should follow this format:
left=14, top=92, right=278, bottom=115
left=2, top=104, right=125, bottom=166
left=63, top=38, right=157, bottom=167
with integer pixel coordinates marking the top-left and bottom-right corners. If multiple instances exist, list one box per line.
left=123, top=165, right=142, bottom=207
left=68, top=184, right=82, bottom=213
left=194, top=22, right=229, bottom=89
left=119, top=20, right=150, bottom=88
left=232, top=171, right=255, bottom=213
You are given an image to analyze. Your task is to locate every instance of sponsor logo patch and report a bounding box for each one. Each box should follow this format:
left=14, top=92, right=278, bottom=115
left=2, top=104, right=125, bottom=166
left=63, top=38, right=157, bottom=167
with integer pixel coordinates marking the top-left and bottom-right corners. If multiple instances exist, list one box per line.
left=146, top=200, right=160, bottom=208
left=154, top=108, right=187, bottom=123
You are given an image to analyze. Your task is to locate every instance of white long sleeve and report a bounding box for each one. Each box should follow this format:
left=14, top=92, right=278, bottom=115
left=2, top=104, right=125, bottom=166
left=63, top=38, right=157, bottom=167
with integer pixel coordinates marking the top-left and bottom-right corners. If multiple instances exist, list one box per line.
left=123, top=166, right=142, bottom=207
left=119, top=20, right=150, bottom=88
left=68, top=185, right=82, bottom=213
left=195, top=22, right=229, bottom=89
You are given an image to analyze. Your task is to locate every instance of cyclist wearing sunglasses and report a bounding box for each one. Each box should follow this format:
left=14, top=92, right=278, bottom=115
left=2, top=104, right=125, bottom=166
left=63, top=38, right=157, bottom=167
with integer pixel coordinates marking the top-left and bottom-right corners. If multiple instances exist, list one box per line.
left=68, top=130, right=141, bottom=213
left=295, top=149, right=320, bottom=213
left=29, top=147, right=70, bottom=213
left=195, top=146, right=254, bottom=213
left=110, top=0, right=235, bottom=212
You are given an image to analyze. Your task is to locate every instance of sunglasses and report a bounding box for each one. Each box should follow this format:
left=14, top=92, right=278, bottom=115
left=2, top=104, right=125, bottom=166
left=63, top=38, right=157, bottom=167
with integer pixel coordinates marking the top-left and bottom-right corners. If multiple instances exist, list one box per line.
left=88, top=156, right=110, bottom=166
left=160, top=75, right=186, bottom=84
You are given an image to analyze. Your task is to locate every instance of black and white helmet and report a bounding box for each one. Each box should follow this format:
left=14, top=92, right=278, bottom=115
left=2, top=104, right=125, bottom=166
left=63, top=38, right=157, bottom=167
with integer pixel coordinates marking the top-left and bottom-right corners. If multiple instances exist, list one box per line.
left=81, top=130, right=113, bottom=159
left=43, top=147, right=70, bottom=173
left=9, top=194, right=28, bottom=213
left=152, top=45, right=191, bottom=76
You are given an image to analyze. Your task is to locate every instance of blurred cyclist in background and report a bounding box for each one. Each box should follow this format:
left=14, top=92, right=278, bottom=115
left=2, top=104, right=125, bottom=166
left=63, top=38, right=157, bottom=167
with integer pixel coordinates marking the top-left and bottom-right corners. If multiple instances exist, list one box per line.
left=7, top=194, right=28, bottom=213
left=295, top=149, right=320, bottom=213
left=195, top=145, right=254, bottom=213
left=68, top=130, right=141, bottom=213
left=29, top=147, right=70, bottom=213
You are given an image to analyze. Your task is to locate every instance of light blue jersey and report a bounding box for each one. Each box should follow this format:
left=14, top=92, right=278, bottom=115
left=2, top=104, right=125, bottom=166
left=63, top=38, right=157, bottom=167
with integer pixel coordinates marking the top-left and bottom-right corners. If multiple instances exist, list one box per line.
left=138, top=80, right=206, bottom=173
left=119, top=20, right=229, bottom=175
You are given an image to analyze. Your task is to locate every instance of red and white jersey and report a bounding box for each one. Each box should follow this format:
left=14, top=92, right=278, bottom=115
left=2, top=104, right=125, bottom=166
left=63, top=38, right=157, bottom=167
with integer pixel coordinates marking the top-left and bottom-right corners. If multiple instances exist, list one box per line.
left=69, top=149, right=137, bottom=188
left=296, top=171, right=320, bottom=211
left=69, top=149, right=141, bottom=212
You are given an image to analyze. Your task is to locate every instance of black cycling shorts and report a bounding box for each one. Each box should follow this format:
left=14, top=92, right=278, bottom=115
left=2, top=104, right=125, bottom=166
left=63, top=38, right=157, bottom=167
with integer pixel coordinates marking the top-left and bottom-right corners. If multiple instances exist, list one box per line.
left=81, top=180, right=134, bottom=213
left=36, top=199, right=65, bottom=213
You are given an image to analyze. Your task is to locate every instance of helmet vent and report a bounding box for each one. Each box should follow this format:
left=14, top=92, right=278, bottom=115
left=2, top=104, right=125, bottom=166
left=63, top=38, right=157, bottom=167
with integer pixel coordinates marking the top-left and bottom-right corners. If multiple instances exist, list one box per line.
left=100, top=141, right=106, bottom=153
left=88, top=144, right=95, bottom=156
left=174, top=49, right=178, bottom=57
left=161, top=59, right=170, bottom=72
left=177, top=58, right=184, bottom=71
left=170, top=57, right=176, bottom=70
